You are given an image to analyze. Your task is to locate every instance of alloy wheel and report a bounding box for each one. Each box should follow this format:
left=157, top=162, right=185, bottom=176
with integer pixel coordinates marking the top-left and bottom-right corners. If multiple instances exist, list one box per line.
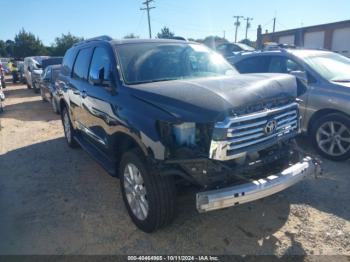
left=123, top=163, right=149, bottom=221
left=63, top=111, right=72, bottom=143
left=316, top=121, right=350, bottom=157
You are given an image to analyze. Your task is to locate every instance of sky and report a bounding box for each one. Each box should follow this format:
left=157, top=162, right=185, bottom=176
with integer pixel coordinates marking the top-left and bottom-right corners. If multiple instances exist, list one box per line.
left=1, top=0, right=349, bottom=45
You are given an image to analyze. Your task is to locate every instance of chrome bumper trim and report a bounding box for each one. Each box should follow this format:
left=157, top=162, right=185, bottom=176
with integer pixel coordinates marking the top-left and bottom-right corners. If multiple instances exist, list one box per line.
left=196, top=157, right=315, bottom=213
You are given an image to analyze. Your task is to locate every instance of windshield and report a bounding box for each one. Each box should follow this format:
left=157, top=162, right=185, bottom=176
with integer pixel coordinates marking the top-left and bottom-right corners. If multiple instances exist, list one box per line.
left=236, top=43, right=255, bottom=51
left=115, top=42, right=237, bottom=85
left=296, top=52, right=350, bottom=82
left=52, top=69, right=61, bottom=81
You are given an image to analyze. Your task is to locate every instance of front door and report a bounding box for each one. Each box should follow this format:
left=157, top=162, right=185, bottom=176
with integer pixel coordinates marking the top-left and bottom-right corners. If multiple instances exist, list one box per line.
left=80, top=45, right=118, bottom=154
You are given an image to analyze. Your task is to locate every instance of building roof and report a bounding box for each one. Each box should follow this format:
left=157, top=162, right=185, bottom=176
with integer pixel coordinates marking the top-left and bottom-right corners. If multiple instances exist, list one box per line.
left=262, top=19, right=350, bottom=37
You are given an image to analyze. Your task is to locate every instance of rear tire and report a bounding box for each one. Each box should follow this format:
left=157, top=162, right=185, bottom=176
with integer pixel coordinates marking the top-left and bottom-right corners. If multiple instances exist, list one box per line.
left=33, top=83, right=39, bottom=93
left=40, top=88, right=46, bottom=102
left=61, top=107, right=79, bottom=148
left=311, top=113, right=350, bottom=161
left=119, top=149, right=176, bottom=233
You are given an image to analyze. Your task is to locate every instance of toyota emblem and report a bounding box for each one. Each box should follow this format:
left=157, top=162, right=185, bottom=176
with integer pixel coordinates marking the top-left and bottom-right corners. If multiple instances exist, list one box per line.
left=264, top=120, right=278, bottom=135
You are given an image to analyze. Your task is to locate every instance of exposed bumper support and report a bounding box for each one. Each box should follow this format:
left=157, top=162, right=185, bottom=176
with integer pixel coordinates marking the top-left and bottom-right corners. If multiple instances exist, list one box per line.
left=196, top=157, right=317, bottom=213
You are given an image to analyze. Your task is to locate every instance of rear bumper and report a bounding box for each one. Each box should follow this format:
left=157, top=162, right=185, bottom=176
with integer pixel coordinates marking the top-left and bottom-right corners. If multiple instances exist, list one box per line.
left=196, top=157, right=317, bottom=213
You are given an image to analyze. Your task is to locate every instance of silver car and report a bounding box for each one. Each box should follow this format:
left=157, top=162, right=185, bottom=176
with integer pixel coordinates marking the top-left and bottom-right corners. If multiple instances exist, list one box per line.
left=231, top=49, right=350, bottom=161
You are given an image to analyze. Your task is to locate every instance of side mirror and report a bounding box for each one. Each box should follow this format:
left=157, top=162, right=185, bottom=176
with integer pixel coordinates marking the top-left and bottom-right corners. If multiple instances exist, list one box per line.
left=90, top=68, right=113, bottom=88
left=290, top=70, right=308, bottom=84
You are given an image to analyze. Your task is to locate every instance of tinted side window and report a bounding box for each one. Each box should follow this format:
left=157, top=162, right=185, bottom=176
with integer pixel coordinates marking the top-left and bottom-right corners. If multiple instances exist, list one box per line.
left=269, top=56, right=286, bottom=73
left=89, top=47, right=112, bottom=84
left=62, top=48, right=75, bottom=75
left=236, top=56, right=270, bottom=73
left=73, top=48, right=92, bottom=81
left=217, top=45, right=227, bottom=53
left=52, top=69, right=61, bottom=82
left=286, top=59, right=304, bottom=72
left=231, top=45, right=242, bottom=52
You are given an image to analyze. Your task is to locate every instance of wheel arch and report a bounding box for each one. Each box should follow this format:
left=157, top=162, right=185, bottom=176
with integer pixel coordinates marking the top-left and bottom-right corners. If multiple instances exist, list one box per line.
left=307, top=108, right=350, bottom=135
left=112, top=131, right=150, bottom=172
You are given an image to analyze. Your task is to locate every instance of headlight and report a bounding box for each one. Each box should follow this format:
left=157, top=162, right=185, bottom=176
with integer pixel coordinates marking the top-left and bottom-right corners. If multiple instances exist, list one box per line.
left=173, top=122, right=196, bottom=147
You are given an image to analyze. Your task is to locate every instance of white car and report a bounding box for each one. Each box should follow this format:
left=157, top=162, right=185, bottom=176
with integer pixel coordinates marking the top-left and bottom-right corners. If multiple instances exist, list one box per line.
left=23, top=56, right=49, bottom=90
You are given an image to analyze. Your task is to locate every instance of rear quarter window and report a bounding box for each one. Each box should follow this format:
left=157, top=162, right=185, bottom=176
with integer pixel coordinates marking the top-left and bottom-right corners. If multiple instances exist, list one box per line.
left=62, top=48, right=76, bottom=76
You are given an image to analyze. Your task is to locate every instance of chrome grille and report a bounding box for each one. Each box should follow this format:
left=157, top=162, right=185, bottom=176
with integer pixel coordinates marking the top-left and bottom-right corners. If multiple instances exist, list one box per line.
left=209, top=102, right=300, bottom=161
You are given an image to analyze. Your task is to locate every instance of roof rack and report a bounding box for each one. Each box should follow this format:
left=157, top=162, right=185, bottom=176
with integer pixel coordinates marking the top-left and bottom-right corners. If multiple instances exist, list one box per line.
left=73, top=35, right=113, bottom=46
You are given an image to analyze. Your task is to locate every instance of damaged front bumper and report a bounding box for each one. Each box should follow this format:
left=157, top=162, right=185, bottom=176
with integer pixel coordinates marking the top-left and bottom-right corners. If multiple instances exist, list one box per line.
left=196, top=156, right=318, bottom=213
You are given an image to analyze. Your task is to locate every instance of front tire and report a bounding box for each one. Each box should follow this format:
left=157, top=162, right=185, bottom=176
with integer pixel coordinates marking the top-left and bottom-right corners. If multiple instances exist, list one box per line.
left=61, top=107, right=79, bottom=148
left=51, top=96, right=59, bottom=114
left=119, top=149, right=176, bottom=233
left=311, top=113, right=350, bottom=161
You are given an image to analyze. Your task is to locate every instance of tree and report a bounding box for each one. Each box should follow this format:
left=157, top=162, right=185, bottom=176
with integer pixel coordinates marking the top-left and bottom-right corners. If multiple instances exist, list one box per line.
left=123, top=33, right=139, bottom=39
left=13, top=29, right=47, bottom=58
left=5, top=40, right=15, bottom=57
left=157, top=27, right=175, bottom=39
left=0, top=40, right=8, bottom=57
left=51, top=33, right=83, bottom=56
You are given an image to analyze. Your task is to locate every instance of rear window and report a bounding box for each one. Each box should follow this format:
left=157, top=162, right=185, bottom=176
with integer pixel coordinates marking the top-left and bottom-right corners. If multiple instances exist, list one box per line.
left=62, top=49, right=76, bottom=75
left=42, top=58, right=63, bottom=69
left=236, top=56, right=270, bottom=73
left=72, top=48, right=93, bottom=80
left=52, top=69, right=61, bottom=81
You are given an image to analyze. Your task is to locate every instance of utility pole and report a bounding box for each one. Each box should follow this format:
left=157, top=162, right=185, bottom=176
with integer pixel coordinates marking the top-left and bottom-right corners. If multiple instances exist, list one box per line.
left=223, top=30, right=226, bottom=39
left=233, top=16, right=244, bottom=43
left=140, top=0, right=155, bottom=39
left=272, top=17, right=276, bottom=41
left=244, top=17, right=253, bottom=40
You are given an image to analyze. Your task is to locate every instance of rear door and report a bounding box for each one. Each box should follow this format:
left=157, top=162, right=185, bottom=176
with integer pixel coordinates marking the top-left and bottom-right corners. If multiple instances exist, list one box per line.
left=68, top=47, right=93, bottom=132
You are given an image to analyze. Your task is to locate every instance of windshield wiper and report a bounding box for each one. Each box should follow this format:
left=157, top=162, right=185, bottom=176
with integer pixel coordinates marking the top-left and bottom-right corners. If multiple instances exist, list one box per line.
left=332, top=78, right=350, bottom=83
left=131, top=78, right=181, bottom=85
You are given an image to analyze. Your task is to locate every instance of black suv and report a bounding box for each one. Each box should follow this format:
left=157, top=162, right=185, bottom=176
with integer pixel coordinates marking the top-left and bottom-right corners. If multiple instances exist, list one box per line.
left=58, top=36, right=317, bottom=233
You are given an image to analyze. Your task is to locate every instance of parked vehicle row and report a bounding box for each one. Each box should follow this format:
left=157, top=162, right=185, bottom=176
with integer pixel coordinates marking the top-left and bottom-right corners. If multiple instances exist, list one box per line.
left=23, top=56, right=62, bottom=93
left=39, top=64, right=62, bottom=114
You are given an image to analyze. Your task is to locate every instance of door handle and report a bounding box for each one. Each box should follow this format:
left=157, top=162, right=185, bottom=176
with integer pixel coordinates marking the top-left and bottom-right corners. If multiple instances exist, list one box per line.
left=81, top=90, right=87, bottom=99
left=72, top=90, right=80, bottom=95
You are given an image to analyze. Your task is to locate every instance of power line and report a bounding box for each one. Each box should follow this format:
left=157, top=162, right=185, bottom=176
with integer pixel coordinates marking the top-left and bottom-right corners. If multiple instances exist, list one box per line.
left=233, top=16, right=244, bottom=43
left=140, top=0, right=155, bottom=39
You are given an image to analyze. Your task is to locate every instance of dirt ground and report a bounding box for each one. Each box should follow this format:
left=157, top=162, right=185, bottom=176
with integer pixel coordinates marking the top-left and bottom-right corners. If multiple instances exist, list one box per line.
left=0, top=82, right=349, bottom=257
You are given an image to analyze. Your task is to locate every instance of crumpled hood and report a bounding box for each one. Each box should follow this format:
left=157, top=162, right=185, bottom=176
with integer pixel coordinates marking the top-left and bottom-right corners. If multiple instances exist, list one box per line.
left=127, top=74, right=298, bottom=122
